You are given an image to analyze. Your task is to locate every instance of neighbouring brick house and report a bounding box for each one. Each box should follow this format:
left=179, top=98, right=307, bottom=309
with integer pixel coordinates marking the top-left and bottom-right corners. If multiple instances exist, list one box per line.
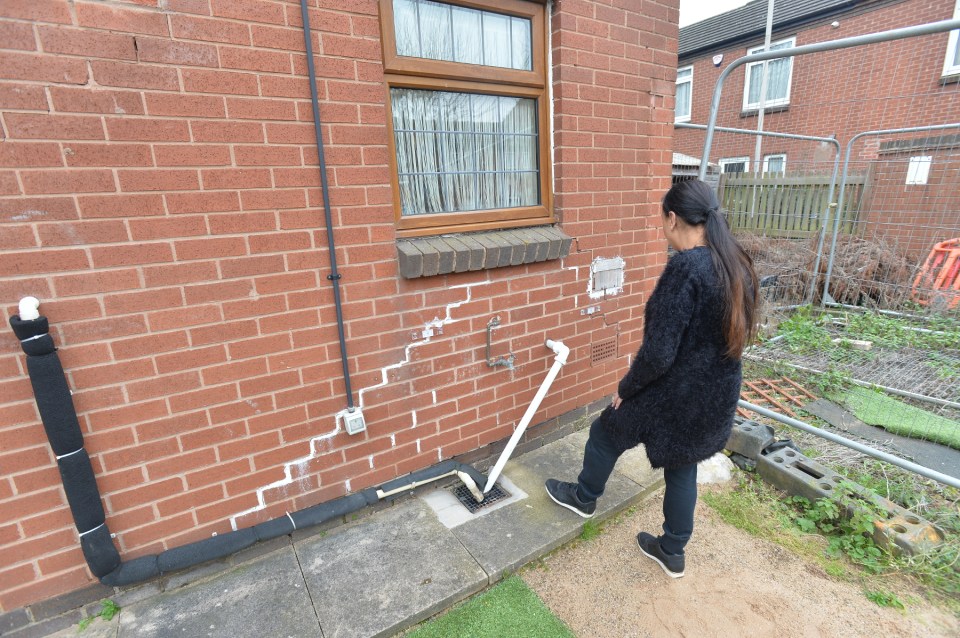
left=673, top=0, right=960, bottom=260
left=0, top=0, right=679, bottom=619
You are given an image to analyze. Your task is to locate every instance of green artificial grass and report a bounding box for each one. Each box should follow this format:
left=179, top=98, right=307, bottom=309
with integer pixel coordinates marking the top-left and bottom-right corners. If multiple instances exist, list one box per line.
left=404, top=575, right=575, bottom=638
left=840, top=386, right=960, bottom=451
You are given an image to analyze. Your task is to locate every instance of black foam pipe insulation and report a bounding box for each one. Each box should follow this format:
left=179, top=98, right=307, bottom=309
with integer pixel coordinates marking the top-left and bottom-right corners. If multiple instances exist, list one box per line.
left=13, top=311, right=493, bottom=588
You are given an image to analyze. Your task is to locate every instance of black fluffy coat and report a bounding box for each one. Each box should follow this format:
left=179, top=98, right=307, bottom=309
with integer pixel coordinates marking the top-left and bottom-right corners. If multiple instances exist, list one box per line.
left=601, top=246, right=741, bottom=469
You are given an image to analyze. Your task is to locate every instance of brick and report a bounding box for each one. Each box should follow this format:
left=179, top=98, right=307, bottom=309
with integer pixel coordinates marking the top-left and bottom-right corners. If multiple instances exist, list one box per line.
left=165, top=191, right=240, bottom=214
left=248, top=231, right=311, bottom=253
left=134, top=411, right=208, bottom=444
left=0, top=142, right=62, bottom=168
left=155, top=483, right=222, bottom=517
left=184, top=280, right=253, bottom=304
left=21, top=169, right=114, bottom=195
left=191, top=120, right=265, bottom=143
left=0, top=22, right=37, bottom=51
left=212, top=0, right=286, bottom=25
left=251, top=25, right=306, bottom=52
left=103, top=288, right=183, bottom=316
left=37, top=220, right=129, bottom=246
left=0, top=51, right=87, bottom=84
left=219, top=46, right=293, bottom=73
left=200, top=357, right=267, bottom=385
left=181, top=69, right=259, bottom=95
left=0, top=0, right=71, bottom=23
left=171, top=15, right=252, bottom=45
left=128, top=215, right=208, bottom=240
left=5, top=113, right=104, bottom=141
left=201, top=168, right=272, bottom=190
left=156, top=344, right=227, bottom=374
left=154, top=144, right=232, bottom=167
left=226, top=97, right=298, bottom=121
left=63, top=142, right=152, bottom=167
left=234, top=145, right=302, bottom=166
left=53, top=268, right=140, bottom=297
left=105, top=117, right=190, bottom=141
left=0, top=84, right=46, bottom=110
left=0, top=225, right=36, bottom=250
left=38, top=26, right=137, bottom=60
left=91, top=60, right=179, bottom=91
left=241, top=188, right=306, bottom=211
left=259, top=75, right=312, bottom=99
left=0, top=248, right=88, bottom=275
left=75, top=3, right=168, bottom=35
left=174, top=236, right=247, bottom=261
left=142, top=261, right=218, bottom=287
left=111, top=331, right=190, bottom=360
left=118, top=169, right=199, bottom=192
left=144, top=92, right=227, bottom=118
left=77, top=193, right=165, bottom=218
left=185, top=457, right=250, bottom=490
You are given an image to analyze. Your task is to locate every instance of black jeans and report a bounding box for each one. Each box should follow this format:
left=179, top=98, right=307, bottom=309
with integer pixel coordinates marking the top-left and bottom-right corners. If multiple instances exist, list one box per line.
left=576, top=416, right=698, bottom=555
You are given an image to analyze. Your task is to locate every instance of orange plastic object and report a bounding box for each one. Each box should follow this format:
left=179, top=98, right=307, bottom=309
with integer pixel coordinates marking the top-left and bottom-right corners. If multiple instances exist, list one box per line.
left=912, top=238, right=960, bottom=310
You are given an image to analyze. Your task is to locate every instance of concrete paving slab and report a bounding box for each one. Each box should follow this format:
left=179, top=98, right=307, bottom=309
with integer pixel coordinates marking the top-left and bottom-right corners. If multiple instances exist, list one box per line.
left=565, top=428, right=663, bottom=489
left=297, top=499, right=487, bottom=638
left=116, top=547, right=316, bottom=638
left=451, top=435, right=661, bottom=584
left=420, top=473, right=528, bottom=529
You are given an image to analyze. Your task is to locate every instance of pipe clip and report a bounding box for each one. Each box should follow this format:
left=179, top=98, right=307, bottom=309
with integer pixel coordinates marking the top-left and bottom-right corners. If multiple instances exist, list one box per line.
left=485, top=317, right=515, bottom=370
left=326, top=273, right=342, bottom=281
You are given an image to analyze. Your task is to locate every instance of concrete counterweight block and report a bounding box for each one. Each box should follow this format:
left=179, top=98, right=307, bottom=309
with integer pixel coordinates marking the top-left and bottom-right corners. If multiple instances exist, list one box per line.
left=725, top=419, right=776, bottom=460
left=757, top=450, right=943, bottom=556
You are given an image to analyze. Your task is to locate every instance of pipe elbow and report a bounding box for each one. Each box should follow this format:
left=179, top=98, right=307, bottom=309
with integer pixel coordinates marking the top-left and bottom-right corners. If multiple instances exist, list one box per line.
left=545, top=339, right=570, bottom=365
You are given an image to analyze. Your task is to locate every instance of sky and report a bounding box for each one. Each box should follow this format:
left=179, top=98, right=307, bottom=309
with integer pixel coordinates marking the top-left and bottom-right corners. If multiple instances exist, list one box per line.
left=680, top=0, right=753, bottom=27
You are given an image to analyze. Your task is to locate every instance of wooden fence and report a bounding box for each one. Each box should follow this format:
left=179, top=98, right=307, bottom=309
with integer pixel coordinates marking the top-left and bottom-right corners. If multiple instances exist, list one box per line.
left=720, top=173, right=866, bottom=237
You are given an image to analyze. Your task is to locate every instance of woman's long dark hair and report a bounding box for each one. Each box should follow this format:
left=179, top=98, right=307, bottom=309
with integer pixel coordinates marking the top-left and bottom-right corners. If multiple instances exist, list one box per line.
left=662, top=179, right=759, bottom=359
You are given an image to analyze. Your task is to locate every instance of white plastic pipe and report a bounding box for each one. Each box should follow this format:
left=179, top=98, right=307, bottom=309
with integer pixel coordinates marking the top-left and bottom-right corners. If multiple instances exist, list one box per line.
left=483, top=339, right=570, bottom=494
left=19, top=297, right=40, bottom=321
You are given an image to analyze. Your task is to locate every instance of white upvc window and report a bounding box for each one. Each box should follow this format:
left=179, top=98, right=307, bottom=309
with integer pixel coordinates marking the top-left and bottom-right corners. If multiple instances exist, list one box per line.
left=675, top=66, right=692, bottom=122
left=720, top=157, right=750, bottom=174
left=763, top=153, right=786, bottom=174
left=943, top=1, right=960, bottom=77
left=743, top=37, right=795, bottom=110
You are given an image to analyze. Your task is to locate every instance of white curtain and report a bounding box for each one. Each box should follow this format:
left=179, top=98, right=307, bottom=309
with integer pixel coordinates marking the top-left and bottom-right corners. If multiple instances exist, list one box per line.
left=392, top=89, right=538, bottom=215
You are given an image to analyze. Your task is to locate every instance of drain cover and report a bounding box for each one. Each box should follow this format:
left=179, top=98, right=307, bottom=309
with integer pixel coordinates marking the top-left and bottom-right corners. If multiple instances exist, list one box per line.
left=452, top=483, right=510, bottom=513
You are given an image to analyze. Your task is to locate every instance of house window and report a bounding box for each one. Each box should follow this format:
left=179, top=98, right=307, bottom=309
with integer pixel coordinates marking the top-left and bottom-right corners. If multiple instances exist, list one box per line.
left=944, top=1, right=960, bottom=77
left=763, top=154, right=786, bottom=174
left=675, top=66, right=692, bottom=122
left=381, top=0, right=552, bottom=237
left=743, top=37, right=795, bottom=110
left=720, top=157, right=750, bottom=173
left=906, top=156, right=932, bottom=185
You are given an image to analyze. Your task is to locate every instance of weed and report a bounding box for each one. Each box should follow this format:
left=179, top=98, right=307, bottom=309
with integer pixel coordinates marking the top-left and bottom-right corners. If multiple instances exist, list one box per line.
left=580, top=519, right=601, bottom=541
left=776, top=307, right=833, bottom=353
left=864, top=589, right=905, bottom=610
left=78, top=599, right=120, bottom=631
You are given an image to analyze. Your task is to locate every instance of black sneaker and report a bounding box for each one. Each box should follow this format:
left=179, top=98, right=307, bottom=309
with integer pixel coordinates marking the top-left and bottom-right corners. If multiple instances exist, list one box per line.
left=544, top=479, right=596, bottom=518
left=636, top=532, right=685, bottom=578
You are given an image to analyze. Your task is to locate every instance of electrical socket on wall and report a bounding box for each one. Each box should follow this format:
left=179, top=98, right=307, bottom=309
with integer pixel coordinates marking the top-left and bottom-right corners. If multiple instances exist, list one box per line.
left=343, top=409, right=366, bottom=435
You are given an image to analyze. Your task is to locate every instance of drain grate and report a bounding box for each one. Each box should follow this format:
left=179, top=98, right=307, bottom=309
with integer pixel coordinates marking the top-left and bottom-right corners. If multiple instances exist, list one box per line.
left=452, top=483, right=510, bottom=513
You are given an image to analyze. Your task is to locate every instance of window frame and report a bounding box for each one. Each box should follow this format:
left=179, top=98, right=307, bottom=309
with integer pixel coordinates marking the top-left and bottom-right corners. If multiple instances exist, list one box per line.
left=742, top=37, right=796, bottom=111
left=379, top=0, right=553, bottom=237
left=943, top=0, right=960, bottom=77
left=675, top=65, right=693, bottom=123
left=719, top=157, right=750, bottom=174
left=762, top=153, right=786, bottom=174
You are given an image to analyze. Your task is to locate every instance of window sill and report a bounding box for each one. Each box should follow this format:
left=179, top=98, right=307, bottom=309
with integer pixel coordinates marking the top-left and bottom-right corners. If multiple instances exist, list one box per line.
left=396, top=226, right=572, bottom=279
left=740, top=104, right=789, bottom=117
left=939, top=72, right=960, bottom=85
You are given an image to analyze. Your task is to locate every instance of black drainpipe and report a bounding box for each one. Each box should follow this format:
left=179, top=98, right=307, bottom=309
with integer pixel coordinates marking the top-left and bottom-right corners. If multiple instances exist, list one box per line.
left=300, top=0, right=355, bottom=411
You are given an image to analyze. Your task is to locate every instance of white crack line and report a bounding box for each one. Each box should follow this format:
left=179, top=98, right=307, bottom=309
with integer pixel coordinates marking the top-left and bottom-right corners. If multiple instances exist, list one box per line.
left=228, top=280, right=485, bottom=530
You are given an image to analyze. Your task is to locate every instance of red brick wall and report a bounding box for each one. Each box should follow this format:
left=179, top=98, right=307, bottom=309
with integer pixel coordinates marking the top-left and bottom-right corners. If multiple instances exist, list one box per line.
left=0, top=0, right=677, bottom=611
left=675, top=0, right=960, bottom=166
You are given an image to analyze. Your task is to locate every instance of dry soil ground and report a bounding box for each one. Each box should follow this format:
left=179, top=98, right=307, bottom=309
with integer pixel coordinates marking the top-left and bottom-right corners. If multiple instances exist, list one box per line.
left=523, top=488, right=959, bottom=638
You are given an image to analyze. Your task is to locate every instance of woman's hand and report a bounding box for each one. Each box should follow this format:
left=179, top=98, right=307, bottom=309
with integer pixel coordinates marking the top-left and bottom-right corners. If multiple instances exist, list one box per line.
left=611, top=393, right=622, bottom=410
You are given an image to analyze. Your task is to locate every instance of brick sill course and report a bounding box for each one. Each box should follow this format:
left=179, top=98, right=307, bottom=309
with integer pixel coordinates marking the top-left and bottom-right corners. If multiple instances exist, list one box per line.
left=396, top=226, right=572, bottom=279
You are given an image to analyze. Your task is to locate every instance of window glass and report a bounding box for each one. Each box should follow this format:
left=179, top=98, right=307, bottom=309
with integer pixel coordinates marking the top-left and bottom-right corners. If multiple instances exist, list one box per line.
left=745, top=38, right=794, bottom=108
left=393, top=0, right=532, bottom=71
left=392, top=89, right=539, bottom=215
left=675, top=66, right=692, bottom=122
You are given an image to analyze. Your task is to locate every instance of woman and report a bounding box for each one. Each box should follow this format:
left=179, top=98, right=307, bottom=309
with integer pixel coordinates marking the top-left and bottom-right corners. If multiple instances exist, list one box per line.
left=546, top=179, right=759, bottom=578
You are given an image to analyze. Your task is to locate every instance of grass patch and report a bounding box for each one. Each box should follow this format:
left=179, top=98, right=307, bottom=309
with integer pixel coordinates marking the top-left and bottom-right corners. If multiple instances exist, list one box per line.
left=403, top=576, right=574, bottom=638
left=839, top=386, right=960, bottom=450
left=580, top=519, right=601, bottom=541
